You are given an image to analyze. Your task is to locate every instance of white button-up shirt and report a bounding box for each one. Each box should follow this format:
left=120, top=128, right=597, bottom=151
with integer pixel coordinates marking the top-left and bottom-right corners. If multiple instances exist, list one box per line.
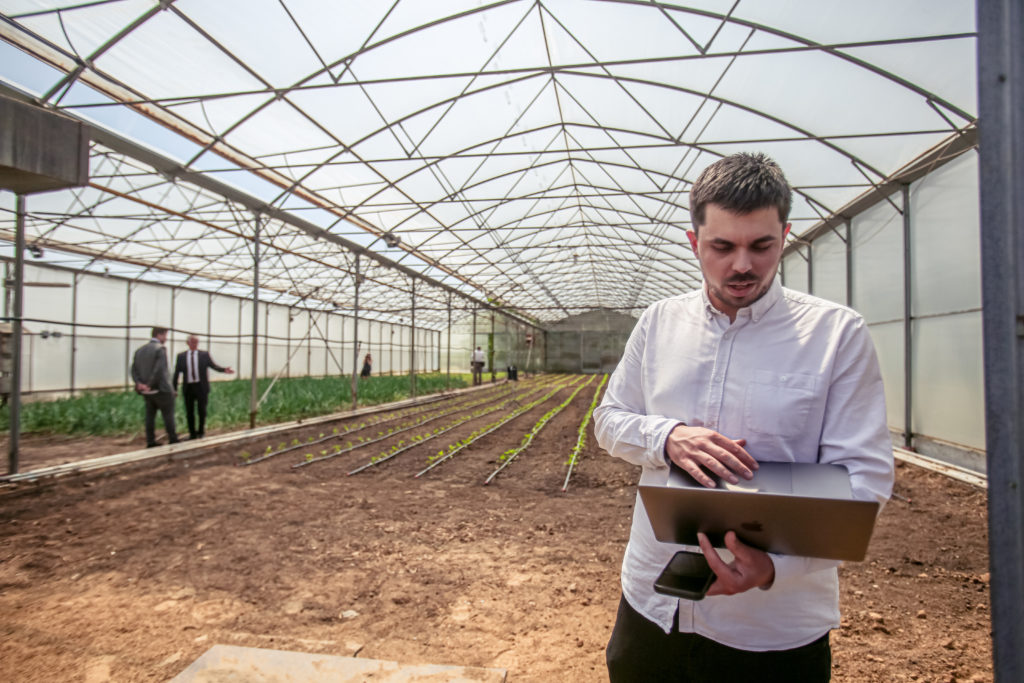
left=594, top=278, right=893, bottom=651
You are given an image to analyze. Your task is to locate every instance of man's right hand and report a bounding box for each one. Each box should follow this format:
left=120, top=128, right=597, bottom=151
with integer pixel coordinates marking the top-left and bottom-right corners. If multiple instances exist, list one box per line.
left=664, top=424, right=758, bottom=488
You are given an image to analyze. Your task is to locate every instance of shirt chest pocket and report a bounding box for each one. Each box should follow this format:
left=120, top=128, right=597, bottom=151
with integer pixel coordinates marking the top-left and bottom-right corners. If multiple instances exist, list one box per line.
left=744, top=370, right=818, bottom=438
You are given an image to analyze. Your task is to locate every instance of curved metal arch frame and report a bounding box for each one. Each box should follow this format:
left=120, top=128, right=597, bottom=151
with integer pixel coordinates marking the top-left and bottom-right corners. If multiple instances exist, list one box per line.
left=0, top=1, right=978, bottom=324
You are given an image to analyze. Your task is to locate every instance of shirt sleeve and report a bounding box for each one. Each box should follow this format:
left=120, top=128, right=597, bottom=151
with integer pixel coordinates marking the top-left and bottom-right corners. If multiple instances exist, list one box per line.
left=594, top=308, right=681, bottom=471
left=770, top=314, right=894, bottom=586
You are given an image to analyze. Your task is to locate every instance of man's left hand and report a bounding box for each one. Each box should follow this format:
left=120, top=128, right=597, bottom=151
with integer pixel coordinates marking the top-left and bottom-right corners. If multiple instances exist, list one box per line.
left=698, top=531, right=775, bottom=596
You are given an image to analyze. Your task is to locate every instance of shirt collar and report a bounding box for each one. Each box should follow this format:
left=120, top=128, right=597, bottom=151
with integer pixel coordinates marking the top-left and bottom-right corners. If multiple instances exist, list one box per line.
left=701, top=276, right=783, bottom=323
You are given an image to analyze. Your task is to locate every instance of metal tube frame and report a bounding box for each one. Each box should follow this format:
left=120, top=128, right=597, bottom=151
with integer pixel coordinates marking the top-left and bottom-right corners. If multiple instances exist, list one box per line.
left=978, top=0, right=1024, bottom=679
left=249, top=213, right=260, bottom=428
left=901, top=184, right=914, bottom=450
left=410, top=277, right=417, bottom=398
left=351, top=254, right=360, bottom=410
left=7, top=195, right=26, bottom=475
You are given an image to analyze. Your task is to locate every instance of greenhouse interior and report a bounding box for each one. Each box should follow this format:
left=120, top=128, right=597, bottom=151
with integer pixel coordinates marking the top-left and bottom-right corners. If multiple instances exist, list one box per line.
left=0, top=1, right=1020, bottom=682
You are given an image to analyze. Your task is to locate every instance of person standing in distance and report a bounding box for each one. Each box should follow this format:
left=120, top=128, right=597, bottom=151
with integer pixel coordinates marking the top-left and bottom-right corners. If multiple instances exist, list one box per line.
left=594, top=152, right=893, bottom=682
left=131, top=326, right=180, bottom=448
left=173, top=334, right=234, bottom=440
left=471, top=345, right=486, bottom=386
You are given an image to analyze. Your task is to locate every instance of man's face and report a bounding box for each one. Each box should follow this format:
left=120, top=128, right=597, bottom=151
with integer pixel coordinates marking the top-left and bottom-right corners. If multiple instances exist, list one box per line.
left=687, top=203, right=790, bottom=320
left=187, top=336, right=199, bottom=351
left=155, top=331, right=167, bottom=344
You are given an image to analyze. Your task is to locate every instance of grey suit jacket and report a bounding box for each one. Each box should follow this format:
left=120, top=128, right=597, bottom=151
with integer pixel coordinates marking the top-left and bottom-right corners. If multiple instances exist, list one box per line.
left=131, top=339, right=173, bottom=394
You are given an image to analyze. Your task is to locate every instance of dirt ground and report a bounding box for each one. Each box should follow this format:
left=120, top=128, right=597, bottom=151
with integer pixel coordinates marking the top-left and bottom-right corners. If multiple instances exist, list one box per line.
left=0, top=377, right=992, bottom=682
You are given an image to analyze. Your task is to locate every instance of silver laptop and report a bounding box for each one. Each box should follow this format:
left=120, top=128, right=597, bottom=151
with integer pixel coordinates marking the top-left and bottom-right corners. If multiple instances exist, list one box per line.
left=638, top=462, right=880, bottom=561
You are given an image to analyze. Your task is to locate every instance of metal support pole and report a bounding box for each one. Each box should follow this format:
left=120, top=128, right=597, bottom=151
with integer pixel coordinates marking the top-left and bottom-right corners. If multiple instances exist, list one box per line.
left=7, top=195, right=26, bottom=475
left=249, top=213, right=260, bottom=428
left=978, top=1, right=1024, bottom=679
left=236, top=295, right=242, bottom=375
left=806, top=244, right=814, bottom=295
left=351, top=254, right=360, bottom=410
left=446, top=293, right=452, bottom=390
left=125, top=281, right=132, bottom=390
left=170, top=287, right=177, bottom=367
left=70, top=273, right=79, bottom=396
left=489, top=310, right=495, bottom=382
left=285, top=306, right=292, bottom=379
left=206, top=292, right=212, bottom=354
left=410, top=278, right=417, bottom=398
left=844, top=220, right=853, bottom=307
left=264, top=304, right=269, bottom=378
left=901, top=184, right=914, bottom=450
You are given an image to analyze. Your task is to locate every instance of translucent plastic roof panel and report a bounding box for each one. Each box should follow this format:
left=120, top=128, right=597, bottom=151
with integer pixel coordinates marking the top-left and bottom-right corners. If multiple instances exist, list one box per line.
left=0, top=0, right=977, bottom=324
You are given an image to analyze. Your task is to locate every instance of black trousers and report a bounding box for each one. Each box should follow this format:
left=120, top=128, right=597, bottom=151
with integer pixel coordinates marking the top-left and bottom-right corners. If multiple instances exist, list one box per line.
left=606, top=594, right=831, bottom=683
left=143, top=392, right=178, bottom=446
left=182, top=383, right=209, bottom=438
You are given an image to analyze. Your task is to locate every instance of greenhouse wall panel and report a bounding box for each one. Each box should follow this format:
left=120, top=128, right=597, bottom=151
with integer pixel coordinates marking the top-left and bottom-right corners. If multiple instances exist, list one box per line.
left=782, top=251, right=808, bottom=293
left=173, top=289, right=209, bottom=341
left=811, top=228, right=847, bottom=305
left=912, top=311, right=985, bottom=451
left=77, top=277, right=127, bottom=337
left=866, top=320, right=905, bottom=433
left=910, top=152, right=981, bottom=317
left=852, top=198, right=904, bottom=324
left=27, top=333, right=71, bottom=392
left=77, top=335, right=132, bottom=390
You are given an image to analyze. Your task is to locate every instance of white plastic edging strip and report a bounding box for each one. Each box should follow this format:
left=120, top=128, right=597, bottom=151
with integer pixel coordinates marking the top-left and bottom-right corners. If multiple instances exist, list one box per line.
left=893, top=447, right=987, bottom=489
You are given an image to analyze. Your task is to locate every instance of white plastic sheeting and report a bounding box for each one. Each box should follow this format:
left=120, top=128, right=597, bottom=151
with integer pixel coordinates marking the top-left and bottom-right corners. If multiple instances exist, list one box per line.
left=0, top=0, right=977, bottom=324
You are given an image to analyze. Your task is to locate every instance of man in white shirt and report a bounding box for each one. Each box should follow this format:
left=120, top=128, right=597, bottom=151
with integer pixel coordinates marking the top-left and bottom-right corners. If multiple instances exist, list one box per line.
left=594, top=152, right=893, bottom=682
left=471, top=346, right=486, bottom=385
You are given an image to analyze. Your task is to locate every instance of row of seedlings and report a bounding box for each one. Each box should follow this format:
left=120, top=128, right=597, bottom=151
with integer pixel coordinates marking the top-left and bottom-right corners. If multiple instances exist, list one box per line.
left=412, top=375, right=587, bottom=478
left=293, top=377, right=551, bottom=469
left=561, top=374, right=609, bottom=491
left=483, top=374, right=598, bottom=484
left=346, top=374, right=572, bottom=475
left=242, top=378, right=528, bottom=466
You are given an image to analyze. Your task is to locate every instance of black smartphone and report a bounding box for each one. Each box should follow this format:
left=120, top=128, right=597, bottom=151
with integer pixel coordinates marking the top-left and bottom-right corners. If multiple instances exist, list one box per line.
left=653, top=550, right=715, bottom=601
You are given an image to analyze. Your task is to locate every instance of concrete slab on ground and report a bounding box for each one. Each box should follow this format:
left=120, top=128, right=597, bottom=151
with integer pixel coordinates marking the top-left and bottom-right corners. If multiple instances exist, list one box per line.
left=169, top=644, right=507, bottom=682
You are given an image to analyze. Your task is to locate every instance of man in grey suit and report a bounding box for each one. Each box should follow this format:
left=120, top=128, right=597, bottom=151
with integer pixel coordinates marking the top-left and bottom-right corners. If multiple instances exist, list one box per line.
left=131, top=326, right=180, bottom=448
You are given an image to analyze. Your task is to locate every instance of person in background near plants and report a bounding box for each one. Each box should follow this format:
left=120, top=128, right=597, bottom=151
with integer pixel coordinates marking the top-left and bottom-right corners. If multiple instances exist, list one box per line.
left=594, top=152, right=894, bottom=682
left=131, top=326, right=180, bottom=448
left=361, top=353, right=373, bottom=378
left=173, top=334, right=234, bottom=440
left=471, top=345, right=485, bottom=385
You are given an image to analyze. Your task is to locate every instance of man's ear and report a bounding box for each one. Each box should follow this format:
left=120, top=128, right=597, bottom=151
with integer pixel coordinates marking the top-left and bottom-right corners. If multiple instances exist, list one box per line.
left=686, top=229, right=699, bottom=255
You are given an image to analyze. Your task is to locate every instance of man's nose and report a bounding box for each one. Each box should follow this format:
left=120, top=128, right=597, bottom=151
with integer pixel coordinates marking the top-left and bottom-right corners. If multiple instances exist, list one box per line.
left=732, top=249, right=753, bottom=273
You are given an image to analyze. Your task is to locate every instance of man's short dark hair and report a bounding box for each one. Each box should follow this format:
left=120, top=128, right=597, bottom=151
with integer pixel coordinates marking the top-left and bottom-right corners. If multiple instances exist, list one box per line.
left=151, top=326, right=168, bottom=338
left=689, top=152, right=792, bottom=230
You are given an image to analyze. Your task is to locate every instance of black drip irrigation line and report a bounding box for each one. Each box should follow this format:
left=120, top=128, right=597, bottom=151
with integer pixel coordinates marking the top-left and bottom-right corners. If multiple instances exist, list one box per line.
left=484, top=374, right=597, bottom=486
left=291, top=379, right=546, bottom=470
left=562, top=374, right=609, bottom=492
left=345, top=377, right=565, bottom=475
left=242, top=381, right=518, bottom=465
left=413, top=375, right=584, bottom=479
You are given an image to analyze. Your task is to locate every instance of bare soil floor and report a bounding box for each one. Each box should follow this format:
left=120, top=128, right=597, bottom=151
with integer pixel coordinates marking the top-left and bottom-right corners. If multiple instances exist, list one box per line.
left=0, top=377, right=992, bottom=682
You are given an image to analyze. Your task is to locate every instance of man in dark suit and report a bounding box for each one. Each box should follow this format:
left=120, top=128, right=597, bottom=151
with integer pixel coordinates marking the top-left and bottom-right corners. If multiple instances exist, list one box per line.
left=131, top=326, right=179, bottom=448
left=173, top=334, right=234, bottom=439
